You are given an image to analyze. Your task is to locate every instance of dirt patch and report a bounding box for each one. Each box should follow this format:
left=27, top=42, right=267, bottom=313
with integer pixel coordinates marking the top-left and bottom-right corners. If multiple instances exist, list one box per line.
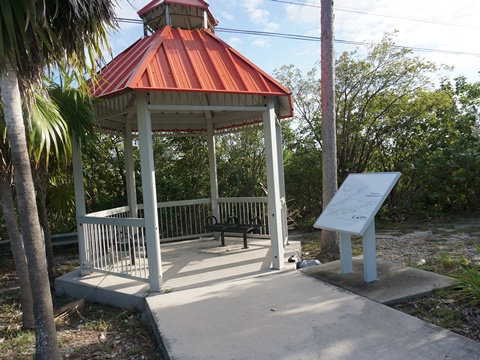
left=0, top=245, right=161, bottom=359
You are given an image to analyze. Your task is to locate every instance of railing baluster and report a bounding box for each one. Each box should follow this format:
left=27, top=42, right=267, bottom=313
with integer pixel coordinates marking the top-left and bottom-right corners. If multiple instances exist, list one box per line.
left=81, top=197, right=268, bottom=282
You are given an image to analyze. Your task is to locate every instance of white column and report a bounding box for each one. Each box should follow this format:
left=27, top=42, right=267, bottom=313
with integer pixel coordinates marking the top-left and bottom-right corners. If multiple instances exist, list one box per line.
left=137, top=92, right=163, bottom=291
left=206, top=114, right=220, bottom=222
left=165, top=4, right=171, bottom=25
left=124, top=119, right=138, bottom=218
left=263, top=98, right=284, bottom=269
left=276, top=123, right=288, bottom=247
left=72, top=138, right=89, bottom=275
left=203, top=9, right=208, bottom=29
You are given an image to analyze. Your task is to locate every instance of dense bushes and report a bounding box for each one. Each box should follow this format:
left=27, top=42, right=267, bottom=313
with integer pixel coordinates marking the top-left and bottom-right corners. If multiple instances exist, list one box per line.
left=4, top=34, right=478, bottom=239
left=275, top=34, right=480, bottom=224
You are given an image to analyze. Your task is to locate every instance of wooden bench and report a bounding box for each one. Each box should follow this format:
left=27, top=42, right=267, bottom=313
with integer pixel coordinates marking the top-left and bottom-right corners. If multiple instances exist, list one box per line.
left=203, top=216, right=262, bottom=249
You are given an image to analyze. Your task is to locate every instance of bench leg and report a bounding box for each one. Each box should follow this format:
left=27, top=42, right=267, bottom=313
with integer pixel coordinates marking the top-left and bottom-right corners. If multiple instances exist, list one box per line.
left=221, top=232, right=226, bottom=247
left=243, top=233, right=248, bottom=249
left=130, top=247, right=136, bottom=266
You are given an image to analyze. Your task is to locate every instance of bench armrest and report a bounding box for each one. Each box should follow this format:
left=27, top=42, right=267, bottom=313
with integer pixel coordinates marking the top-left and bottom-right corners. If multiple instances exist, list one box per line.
left=205, top=215, right=219, bottom=225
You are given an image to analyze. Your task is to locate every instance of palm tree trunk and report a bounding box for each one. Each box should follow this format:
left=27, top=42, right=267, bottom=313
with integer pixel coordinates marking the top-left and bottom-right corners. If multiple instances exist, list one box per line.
left=1, top=59, right=60, bottom=359
left=34, top=163, right=58, bottom=279
left=0, top=175, right=35, bottom=329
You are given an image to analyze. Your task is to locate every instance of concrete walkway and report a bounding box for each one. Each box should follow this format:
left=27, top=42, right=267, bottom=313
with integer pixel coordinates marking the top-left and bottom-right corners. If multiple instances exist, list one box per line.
left=147, top=268, right=480, bottom=360
left=144, top=239, right=480, bottom=360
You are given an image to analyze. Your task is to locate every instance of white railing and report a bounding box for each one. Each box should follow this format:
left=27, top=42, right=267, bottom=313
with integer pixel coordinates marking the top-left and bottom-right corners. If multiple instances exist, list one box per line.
left=138, top=198, right=212, bottom=242
left=79, top=197, right=269, bottom=280
left=218, top=197, right=269, bottom=236
left=79, top=215, right=148, bottom=281
left=87, top=205, right=132, bottom=218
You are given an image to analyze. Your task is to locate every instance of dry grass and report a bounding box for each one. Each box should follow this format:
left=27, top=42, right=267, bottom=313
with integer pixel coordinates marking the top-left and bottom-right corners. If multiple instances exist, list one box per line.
left=0, top=244, right=161, bottom=359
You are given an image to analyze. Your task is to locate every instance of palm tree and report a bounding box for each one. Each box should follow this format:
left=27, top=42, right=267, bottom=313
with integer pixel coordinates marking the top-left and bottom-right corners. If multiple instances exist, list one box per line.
left=0, top=80, right=96, bottom=328
left=0, top=78, right=97, bottom=330
left=0, top=119, right=35, bottom=330
left=0, top=1, right=116, bottom=358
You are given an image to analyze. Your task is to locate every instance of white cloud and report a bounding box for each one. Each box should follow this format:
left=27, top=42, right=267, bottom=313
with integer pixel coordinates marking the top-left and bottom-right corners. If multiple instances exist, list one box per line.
left=284, top=1, right=320, bottom=26
left=250, top=8, right=271, bottom=25
left=295, top=43, right=320, bottom=61
left=333, top=0, right=480, bottom=80
left=265, top=22, right=280, bottom=32
left=242, top=0, right=271, bottom=25
left=244, top=0, right=264, bottom=10
left=221, top=11, right=235, bottom=22
left=227, top=37, right=243, bottom=47
left=252, top=37, right=270, bottom=47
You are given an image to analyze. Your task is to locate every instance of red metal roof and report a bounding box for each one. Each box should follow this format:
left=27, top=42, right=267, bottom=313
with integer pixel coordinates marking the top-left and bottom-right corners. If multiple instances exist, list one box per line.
left=138, top=0, right=209, bottom=16
left=90, top=26, right=293, bottom=116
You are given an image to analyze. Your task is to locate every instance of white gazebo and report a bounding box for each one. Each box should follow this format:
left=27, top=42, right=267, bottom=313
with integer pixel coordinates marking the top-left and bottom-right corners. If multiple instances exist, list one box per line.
left=72, top=0, right=293, bottom=291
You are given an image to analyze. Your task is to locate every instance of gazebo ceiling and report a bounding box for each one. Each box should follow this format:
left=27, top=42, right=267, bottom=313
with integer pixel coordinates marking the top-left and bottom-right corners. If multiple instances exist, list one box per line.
left=91, top=4, right=293, bottom=135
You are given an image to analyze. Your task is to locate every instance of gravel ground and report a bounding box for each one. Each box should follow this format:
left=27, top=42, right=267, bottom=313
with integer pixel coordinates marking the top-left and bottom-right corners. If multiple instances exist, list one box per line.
left=375, top=227, right=480, bottom=266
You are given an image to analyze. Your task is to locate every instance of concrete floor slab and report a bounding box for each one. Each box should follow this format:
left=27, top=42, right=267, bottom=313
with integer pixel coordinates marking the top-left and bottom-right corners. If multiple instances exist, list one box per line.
left=55, top=237, right=301, bottom=309
left=160, top=237, right=300, bottom=291
left=55, top=268, right=150, bottom=311
left=301, top=255, right=455, bottom=305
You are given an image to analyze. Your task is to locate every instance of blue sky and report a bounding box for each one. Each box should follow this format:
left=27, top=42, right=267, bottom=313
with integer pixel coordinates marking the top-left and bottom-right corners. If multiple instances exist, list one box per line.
left=112, top=0, right=480, bottom=82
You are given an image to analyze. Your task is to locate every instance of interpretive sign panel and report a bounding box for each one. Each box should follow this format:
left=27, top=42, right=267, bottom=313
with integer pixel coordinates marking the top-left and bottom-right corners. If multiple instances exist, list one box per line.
left=314, top=172, right=401, bottom=236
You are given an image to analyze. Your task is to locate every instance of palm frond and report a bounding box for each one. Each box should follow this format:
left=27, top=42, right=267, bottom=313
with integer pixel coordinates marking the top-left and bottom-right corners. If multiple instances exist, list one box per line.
left=48, top=80, right=97, bottom=149
left=28, top=88, right=70, bottom=167
left=0, top=0, right=117, bottom=92
left=47, top=177, right=76, bottom=214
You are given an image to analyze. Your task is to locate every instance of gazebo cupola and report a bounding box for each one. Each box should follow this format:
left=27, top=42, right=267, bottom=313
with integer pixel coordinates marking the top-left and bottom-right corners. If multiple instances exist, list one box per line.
left=138, top=0, right=218, bottom=34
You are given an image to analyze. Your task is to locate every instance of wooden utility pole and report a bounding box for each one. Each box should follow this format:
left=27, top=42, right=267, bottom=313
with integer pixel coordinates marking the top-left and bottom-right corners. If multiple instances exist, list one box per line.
left=320, top=0, right=339, bottom=260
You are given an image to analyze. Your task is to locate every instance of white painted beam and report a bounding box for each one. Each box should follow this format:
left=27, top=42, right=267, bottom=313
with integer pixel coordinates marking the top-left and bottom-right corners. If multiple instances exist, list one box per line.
left=148, top=104, right=267, bottom=112
left=96, top=106, right=135, bottom=121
